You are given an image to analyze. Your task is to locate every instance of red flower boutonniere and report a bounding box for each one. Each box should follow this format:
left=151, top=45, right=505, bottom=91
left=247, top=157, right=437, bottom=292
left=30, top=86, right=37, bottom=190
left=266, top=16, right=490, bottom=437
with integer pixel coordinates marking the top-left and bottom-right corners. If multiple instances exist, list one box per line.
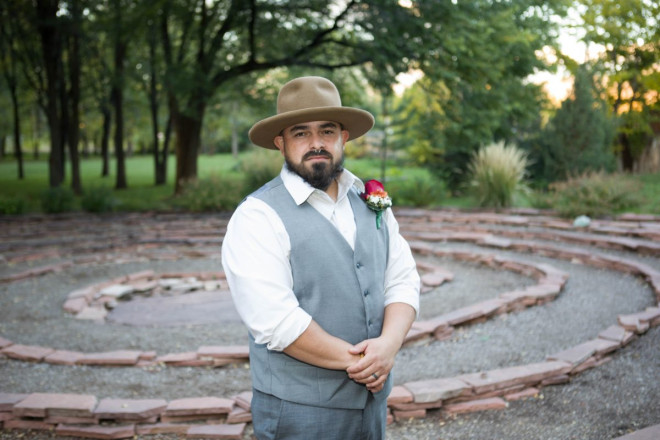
left=362, top=179, right=392, bottom=229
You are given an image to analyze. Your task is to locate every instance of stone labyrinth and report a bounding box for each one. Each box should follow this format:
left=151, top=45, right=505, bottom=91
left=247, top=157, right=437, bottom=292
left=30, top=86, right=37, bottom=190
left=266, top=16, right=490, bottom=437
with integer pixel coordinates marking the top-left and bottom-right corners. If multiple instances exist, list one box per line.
left=0, top=209, right=659, bottom=439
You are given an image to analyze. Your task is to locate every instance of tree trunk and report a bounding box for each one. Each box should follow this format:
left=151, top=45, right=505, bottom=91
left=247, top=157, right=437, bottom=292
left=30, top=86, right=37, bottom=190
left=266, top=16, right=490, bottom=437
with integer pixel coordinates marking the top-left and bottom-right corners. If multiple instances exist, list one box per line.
left=161, top=115, right=172, bottom=184
left=230, top=101, right=239, bottom=158
left=66, top=0, right=83, bottom=195
left=113, top=76, right=127, bottom=188
left=619, top=134, right=634, bottom=172
left=8, top=71, right=24, bottom=179
left=33, top=105, right=42, bottom=159
left=111, top=8, right=128, bottom=190
left=101, top=103, right=111, bottom=177
left=380, top=93, right=390, bottom=183
left=173, top=109, right=205, bottom=194
left=36, top=0, right=65, bottom=187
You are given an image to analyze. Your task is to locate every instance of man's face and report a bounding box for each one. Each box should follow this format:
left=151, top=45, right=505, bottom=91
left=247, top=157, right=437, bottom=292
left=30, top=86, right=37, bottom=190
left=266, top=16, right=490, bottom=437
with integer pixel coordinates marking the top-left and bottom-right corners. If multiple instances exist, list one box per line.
left=274, top=121, right=349, bottom=191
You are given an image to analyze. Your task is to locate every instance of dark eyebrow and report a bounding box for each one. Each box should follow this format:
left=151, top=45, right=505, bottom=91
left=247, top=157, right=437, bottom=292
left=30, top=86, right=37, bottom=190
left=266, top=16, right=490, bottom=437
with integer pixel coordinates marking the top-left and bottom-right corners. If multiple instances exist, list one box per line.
left=287, top=122, right=340, bottom=134
left=288, top=124, right=310, bottom=133
left=320, top=122, right=339, bottom=130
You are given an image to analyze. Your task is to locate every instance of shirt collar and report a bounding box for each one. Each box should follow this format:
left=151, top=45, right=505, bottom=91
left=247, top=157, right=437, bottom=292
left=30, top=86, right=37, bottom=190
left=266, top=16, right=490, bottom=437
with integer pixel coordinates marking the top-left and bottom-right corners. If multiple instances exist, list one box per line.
left=281, top=163, right=364, bottom=206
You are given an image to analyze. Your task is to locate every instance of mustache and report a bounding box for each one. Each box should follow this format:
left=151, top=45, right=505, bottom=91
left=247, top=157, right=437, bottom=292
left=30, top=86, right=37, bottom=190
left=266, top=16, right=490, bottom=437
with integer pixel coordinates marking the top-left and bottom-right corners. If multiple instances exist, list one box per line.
left=303, top=149, right=332, bottom=160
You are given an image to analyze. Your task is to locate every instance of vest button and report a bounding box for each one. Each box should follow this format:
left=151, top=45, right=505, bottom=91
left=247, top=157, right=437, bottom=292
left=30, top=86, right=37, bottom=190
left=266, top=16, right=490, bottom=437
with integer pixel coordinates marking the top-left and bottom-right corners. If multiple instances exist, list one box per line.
left=368, top=320, right=372, bottom=326
left=363, top=290, right=369, bottom=297
left=356, top=262, right=362, bottom=269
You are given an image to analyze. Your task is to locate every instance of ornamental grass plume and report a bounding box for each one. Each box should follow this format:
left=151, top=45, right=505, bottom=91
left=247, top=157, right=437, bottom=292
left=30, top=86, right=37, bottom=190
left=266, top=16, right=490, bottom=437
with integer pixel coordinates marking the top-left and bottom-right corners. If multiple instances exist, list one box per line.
left=468, top=141, right=529, bottom=209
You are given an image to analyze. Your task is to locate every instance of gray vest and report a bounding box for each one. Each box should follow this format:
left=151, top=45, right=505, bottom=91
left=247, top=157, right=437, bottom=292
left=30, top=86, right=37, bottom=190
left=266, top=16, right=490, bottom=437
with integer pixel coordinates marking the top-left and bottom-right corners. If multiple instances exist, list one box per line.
left=248, top=175, right=391, bottom=409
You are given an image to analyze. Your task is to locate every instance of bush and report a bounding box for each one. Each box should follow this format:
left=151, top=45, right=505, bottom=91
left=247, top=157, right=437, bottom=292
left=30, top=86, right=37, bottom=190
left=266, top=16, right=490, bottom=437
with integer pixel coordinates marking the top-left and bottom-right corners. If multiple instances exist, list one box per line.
left=176, top=175, right=245, bottom=212
left=238, top=149, right=283, bottom=194
left=468, top=141, right=529, bottom=209
left=0, top=196, right=25, bottom=215
left=387, top=176, right=446, bottom=207
left=41, top=187, right=75, bottom=214
left=540, top=171, right=644, bottom=218
left=81, top=186, right=117, bottom=213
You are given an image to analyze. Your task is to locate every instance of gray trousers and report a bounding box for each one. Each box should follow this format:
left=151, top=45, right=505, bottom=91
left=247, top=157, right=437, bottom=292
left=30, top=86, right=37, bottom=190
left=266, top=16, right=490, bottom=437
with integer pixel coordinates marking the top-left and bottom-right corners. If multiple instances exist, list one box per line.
left=251, top=389, right=387, bottom=440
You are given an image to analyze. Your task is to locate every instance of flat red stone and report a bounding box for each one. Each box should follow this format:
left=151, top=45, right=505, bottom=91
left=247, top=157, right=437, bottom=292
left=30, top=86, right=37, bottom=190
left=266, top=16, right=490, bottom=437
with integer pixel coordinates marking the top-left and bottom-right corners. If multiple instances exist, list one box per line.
left=404, top=377, right=470, bottom=403
left=63, top=297, right=89, bottom=314
left=156, top=352, right=198, bottom=364
left=55, top=423, right=135, bottom=439
left=1, top=344, right=55, bottom=362
left=547, top=339, right=620, bottom=366
left=44, top=350, right=85, bottom=365
left=94, top=398, right=167, bottom=420
left=444, top=397, right=507, bottom=415
left=392, top=409, right=426, bottom=421
left=197, top=345, right=249, bottom=359
left=0, top=393, right=28, bottom=411
left=44, top=415, right=98, bottom=424
left=75, top=307, right=108, bottom=321
left=233, top=391, right=252, bottom=411
left=421, top=270, right=453, bottom=287
left=387, top=386, right=414, bottom=405
left=4, top=418, right=54, bottom=431
left=504, top=387, right=539, bottom=401
left=68, top=286, right=97, bottom=301
left=126, top=270, right=155, bottom=281
left=78, top=350, right=142, bottom=366
left=437, top=304, right=485, bottom=326
left=187, top=423, right=246, bottom=439
left=458, top=361, right=572, bottom=394
left=227, top=407, right=252, bottom=424
left=599, top=325, right=633, bottom=343
left=13, top=393, right=97, bottom=418
left=136, top=422, right=190, bottom=435
left=0, top=336, right=14, bottom=349
left=164, top=397, right=234, bottom=416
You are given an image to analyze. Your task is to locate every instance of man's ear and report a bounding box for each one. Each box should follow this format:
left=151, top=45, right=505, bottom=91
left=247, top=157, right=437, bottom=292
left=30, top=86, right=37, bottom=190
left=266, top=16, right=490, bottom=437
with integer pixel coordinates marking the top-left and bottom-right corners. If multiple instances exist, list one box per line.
left=341, top=130, right=349, bottom=143
left=274, top=136, right=285, bottom=155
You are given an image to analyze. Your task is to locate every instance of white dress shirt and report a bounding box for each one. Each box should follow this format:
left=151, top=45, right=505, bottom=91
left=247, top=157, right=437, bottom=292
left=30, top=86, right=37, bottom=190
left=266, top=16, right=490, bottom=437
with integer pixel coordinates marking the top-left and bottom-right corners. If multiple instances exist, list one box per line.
left=222, top=165, right=420, bottom=352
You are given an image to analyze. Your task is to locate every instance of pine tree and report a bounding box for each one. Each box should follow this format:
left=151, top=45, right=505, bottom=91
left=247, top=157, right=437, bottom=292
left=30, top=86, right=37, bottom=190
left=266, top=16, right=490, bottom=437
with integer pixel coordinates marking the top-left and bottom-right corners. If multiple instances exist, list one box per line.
left=541, top=65, right=617, bottom=181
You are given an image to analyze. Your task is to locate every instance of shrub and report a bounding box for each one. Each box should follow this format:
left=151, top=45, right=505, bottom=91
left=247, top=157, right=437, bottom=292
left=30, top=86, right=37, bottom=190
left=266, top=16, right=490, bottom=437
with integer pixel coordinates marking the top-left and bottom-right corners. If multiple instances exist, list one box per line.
left=468, top=141, right=529, bottom=209
left=81, top=186, right=117, bottom=213
left=387, top=176, right=446, bottom=207
left=176, top=175, right=245, bottom=212
left=238, top=149, right=283, bottom=194
left=542, top=171, right=644, bottom=218
left=0, top=196, right=25, bottom=215
left=41, top=187, right=75, bottom=214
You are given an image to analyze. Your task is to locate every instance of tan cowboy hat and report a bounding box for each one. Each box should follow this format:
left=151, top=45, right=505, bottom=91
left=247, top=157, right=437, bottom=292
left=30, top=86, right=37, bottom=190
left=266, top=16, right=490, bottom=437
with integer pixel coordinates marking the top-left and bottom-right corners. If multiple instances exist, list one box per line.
left=248, top=76, right=375, bottom=149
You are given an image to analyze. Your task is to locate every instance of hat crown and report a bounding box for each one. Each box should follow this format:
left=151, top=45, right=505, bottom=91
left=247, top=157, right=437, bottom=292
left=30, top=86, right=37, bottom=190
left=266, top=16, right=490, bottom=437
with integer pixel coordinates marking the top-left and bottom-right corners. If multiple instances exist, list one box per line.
left=277, top=77, right=342, bottom=114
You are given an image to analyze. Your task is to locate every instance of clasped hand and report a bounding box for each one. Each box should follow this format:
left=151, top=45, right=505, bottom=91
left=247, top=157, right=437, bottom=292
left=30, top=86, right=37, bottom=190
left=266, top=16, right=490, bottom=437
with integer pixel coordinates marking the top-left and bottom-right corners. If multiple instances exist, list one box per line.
left=345, top=336, right=399, bottom=393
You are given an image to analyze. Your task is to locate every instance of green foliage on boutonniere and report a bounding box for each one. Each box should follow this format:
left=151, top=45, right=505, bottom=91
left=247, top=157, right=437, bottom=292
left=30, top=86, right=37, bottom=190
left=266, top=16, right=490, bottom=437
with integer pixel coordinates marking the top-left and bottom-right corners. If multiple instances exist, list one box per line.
left=362, top=179, right=392, bottom=229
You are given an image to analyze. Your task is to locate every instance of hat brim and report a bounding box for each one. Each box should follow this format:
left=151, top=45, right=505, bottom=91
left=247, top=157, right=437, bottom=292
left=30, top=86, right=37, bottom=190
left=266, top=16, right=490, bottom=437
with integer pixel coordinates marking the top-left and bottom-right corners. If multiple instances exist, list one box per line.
left=248, top=107, right=375, bottom=149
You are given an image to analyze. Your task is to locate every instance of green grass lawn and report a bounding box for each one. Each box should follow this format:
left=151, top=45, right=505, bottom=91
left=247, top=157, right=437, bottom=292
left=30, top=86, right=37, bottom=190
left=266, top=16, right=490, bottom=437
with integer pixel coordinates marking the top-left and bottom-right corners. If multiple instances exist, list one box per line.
left=638, top=172, right=660, bottom=214
left=1, top=154, right=658, bottom=215
left=0, top=154, right=435, bottom=213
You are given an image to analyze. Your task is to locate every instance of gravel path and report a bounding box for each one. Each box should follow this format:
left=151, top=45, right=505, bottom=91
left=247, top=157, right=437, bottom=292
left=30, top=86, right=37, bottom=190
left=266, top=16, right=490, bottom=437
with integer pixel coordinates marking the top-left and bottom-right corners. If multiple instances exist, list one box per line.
left=0, top=211, right=658, bottom=439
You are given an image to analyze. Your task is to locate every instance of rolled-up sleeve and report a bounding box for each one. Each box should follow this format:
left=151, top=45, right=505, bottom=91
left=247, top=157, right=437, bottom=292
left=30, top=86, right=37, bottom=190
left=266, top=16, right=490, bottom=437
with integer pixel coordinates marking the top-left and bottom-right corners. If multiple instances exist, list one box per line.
left=221, top=197, right=312, bottom=351
left=383, top=208, right=420, bottom=316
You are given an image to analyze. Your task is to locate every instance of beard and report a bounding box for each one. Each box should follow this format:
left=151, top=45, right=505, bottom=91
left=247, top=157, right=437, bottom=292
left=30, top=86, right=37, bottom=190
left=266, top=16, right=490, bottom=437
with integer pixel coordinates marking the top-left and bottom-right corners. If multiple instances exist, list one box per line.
left=285, top=148, right=344, bottom=191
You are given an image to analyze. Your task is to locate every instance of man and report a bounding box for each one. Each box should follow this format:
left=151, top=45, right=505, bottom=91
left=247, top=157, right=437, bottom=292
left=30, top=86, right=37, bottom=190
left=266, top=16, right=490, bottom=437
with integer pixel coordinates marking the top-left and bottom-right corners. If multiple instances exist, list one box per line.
left=222, top=76, right=420, bottom=439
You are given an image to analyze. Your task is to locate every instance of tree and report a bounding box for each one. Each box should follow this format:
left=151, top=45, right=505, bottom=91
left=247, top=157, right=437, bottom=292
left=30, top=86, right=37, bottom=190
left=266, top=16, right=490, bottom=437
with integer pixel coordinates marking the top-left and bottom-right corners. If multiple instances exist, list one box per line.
left=34, top=0, right=67, bottom=188
left=0, top=2, right=25, bottom=178
left=391, top=0, right=569, bottom=191
left=64, top=0, right=83, bottom=194
left=159, top=0, right=422, bottom=193
left=536, top=64, right=616, bottom=181
left=580, top=0, right=660, bottom=171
